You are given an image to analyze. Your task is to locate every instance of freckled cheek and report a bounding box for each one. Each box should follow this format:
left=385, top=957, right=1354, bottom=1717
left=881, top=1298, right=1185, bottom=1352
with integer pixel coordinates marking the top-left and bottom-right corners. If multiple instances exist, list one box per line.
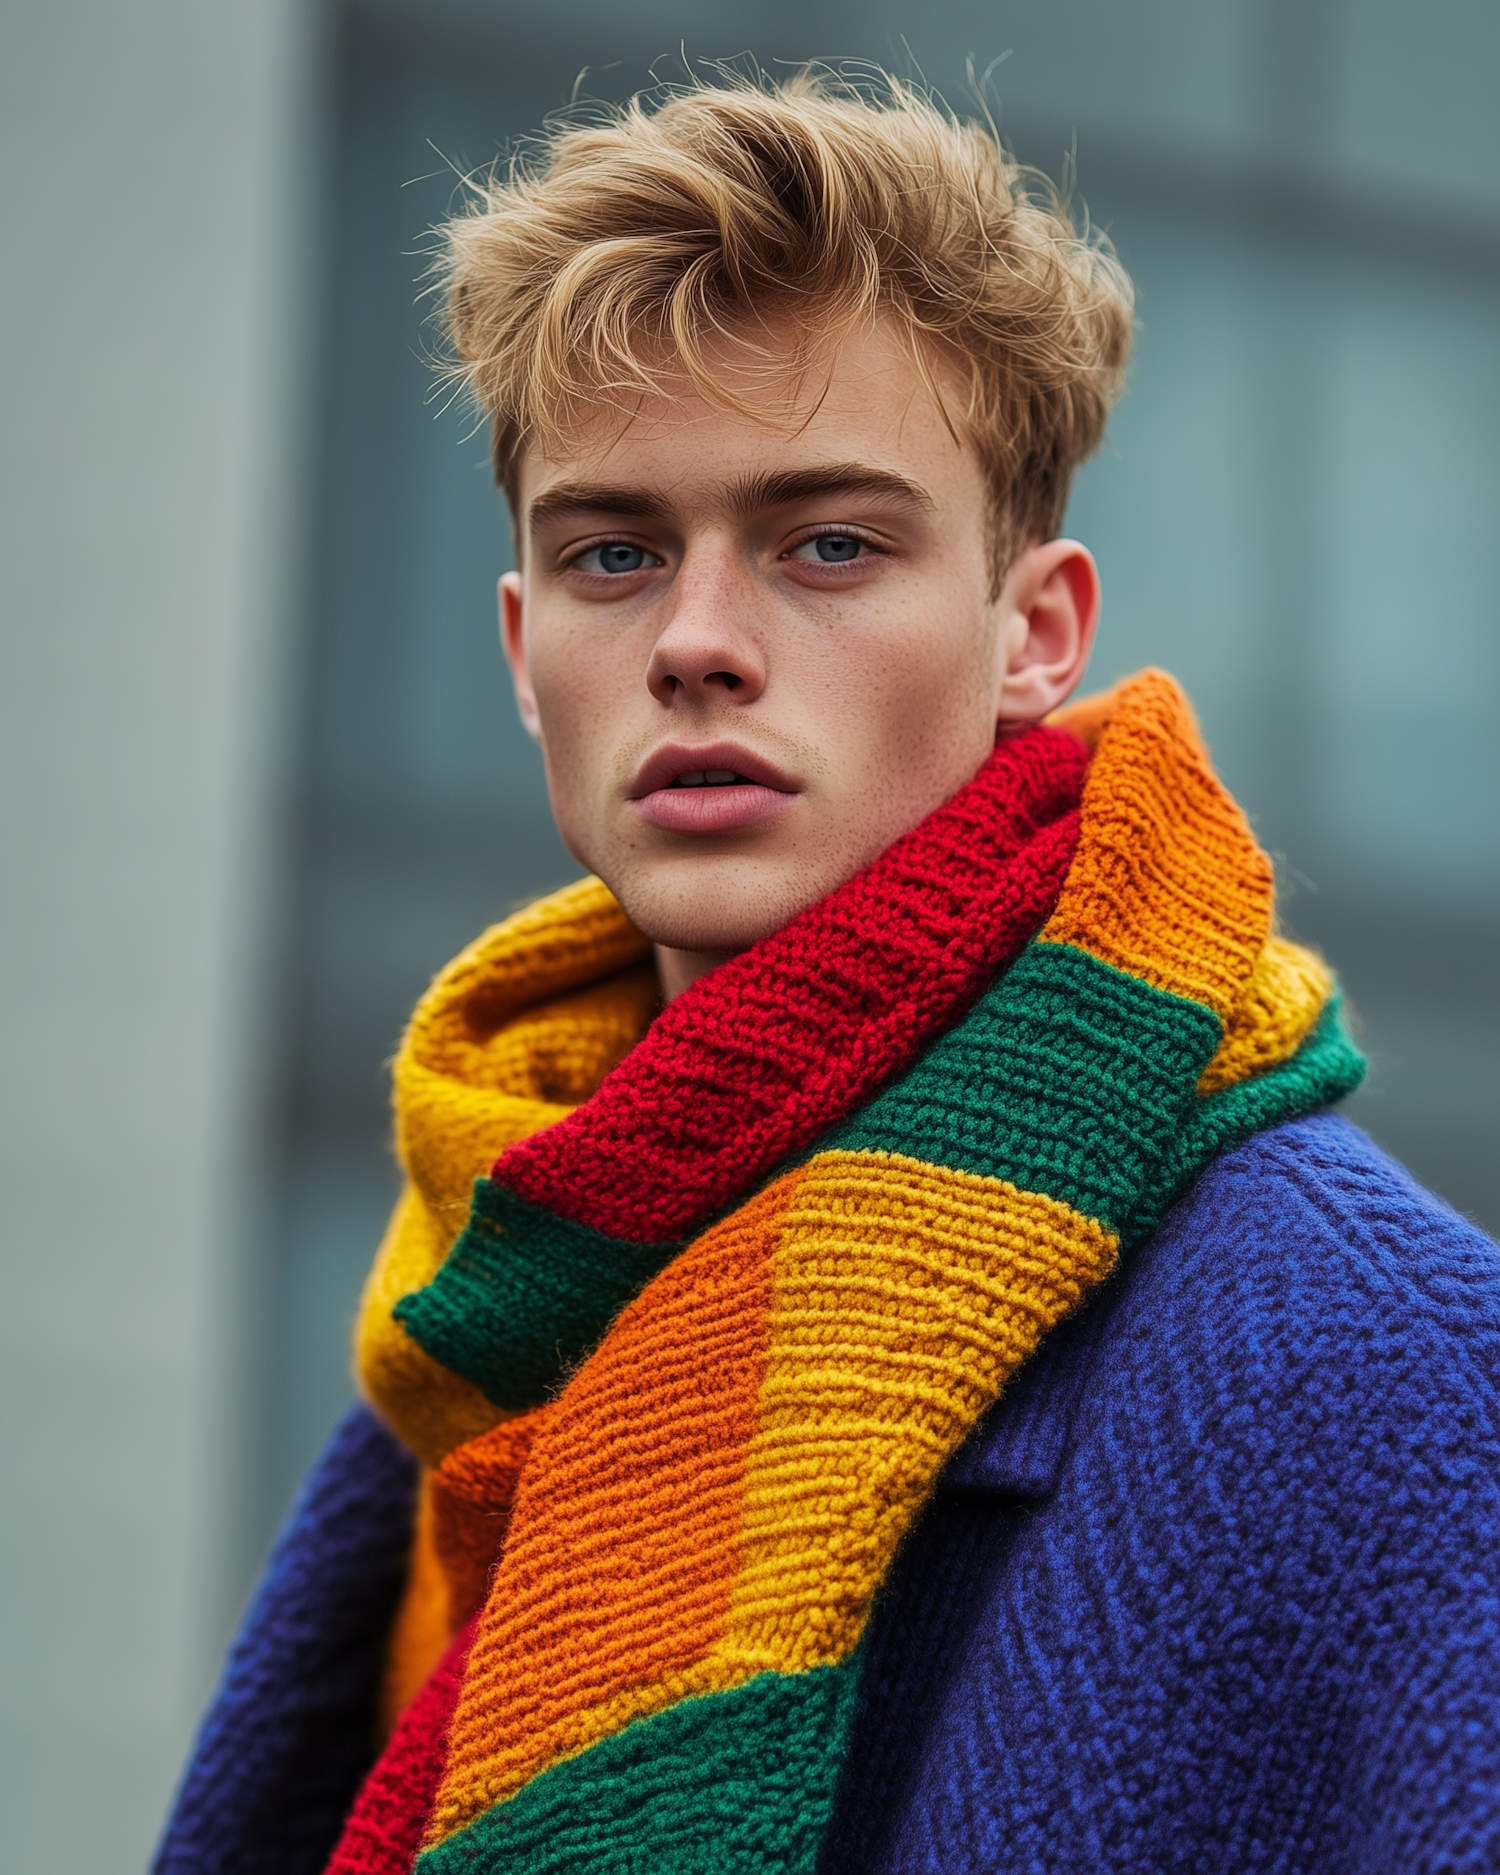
left=803, top=662, right=939, bottom=815
left=859, top=617, right=968, bottom=712
left=856, top=617, right=994, bottom=789
left=528, top=640, right=626, bottom=835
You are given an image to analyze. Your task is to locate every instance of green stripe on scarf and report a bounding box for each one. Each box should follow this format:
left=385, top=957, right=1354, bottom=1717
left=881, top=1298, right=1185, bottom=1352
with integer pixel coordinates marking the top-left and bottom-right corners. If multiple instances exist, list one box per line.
left=418, top=1661, right=861, bottom=1875
left=393, top=1183, right=678, bottom=1411
left=830, top=940, right=1224, bottom=1230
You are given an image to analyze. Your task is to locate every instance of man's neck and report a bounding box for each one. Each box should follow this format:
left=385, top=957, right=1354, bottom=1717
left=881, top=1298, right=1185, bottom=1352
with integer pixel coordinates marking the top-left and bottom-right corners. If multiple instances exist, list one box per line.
left=654, top=943, right=738, bottom=1002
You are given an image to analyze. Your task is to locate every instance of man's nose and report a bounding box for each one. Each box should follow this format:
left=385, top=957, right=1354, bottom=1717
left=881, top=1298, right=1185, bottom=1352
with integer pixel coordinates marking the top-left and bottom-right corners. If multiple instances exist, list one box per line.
left=645, top=546, right=768, bottom=705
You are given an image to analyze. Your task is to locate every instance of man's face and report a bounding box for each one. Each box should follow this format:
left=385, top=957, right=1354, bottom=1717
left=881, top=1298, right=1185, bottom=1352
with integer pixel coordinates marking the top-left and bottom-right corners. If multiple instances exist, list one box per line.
left=502, top=317, right=1094, bottom=986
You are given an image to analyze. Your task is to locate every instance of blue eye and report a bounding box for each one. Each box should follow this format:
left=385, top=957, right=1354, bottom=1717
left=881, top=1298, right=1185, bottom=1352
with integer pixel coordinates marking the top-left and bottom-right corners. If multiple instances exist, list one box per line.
left=579, top=541, right=652, bottom=574
left=805, top=535, right=863, bottom=563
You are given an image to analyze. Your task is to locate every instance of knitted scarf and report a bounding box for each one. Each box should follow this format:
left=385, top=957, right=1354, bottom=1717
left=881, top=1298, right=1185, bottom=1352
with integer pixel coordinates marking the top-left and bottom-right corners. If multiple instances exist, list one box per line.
left=331, top=671, right=1362, bottom=1875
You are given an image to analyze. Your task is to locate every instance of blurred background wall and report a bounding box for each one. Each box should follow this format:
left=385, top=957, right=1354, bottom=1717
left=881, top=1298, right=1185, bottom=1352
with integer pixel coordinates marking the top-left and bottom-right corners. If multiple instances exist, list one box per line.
left=2, top=1, right=1496, bottom=1867
left=1, top=1, right=318, bottom=1868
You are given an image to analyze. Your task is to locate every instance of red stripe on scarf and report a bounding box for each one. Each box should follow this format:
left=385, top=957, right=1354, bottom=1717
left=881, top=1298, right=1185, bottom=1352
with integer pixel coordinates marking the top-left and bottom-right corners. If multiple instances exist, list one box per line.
left=495, top=724, right=1086, bottom=1244
left=323, top=1614, right=479, bottom=1875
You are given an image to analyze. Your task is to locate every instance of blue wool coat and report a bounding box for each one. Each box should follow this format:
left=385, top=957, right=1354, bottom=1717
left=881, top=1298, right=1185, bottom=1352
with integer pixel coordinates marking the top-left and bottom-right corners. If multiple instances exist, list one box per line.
left=156, top=1114, right=1500, bottom=1873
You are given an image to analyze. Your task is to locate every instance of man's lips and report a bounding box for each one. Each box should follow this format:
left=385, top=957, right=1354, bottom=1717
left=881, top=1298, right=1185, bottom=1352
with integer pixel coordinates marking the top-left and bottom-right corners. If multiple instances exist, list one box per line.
left=628, top=742, right=800, bottom=834
left=634, top=782, right=793, bottom=834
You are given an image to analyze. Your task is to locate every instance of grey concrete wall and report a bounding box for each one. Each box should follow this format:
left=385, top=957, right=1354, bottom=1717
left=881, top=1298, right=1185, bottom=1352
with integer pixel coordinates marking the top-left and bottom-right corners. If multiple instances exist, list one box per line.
left=0, top=0, right=316, bottom=1864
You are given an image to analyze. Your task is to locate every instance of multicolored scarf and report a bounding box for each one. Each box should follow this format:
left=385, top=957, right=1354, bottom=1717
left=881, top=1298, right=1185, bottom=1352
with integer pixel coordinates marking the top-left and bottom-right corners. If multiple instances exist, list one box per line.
left=330, top=672, right=1362, bottom=1874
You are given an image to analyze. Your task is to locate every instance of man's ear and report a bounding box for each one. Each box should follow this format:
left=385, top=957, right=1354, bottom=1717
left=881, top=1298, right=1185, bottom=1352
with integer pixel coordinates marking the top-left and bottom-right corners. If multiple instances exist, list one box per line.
left=500, top=571, right=543, bottom=742
left=995, top=539, right=1101, bottom=724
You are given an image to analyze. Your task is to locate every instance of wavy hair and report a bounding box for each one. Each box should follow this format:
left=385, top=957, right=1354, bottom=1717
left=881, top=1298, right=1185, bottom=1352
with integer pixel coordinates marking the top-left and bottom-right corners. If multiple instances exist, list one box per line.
left=439, top=70, right=1133, bottom=583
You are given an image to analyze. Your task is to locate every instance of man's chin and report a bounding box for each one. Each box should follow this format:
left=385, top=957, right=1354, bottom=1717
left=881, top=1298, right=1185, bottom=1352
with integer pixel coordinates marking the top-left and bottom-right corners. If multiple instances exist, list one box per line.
left=608, top=857, right=839, bottom=959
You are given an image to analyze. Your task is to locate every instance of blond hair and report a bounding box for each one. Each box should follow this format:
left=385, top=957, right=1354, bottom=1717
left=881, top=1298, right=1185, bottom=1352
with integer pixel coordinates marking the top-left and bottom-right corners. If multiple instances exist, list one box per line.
left=440, top=72, right=1133, bottom=580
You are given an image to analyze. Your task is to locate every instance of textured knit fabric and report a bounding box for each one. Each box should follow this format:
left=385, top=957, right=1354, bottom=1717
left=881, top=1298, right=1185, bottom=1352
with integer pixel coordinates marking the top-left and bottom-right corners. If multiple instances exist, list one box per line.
left=819, top=1112, right=1500, bottom=1874
left=153, top=1404, right=418, bottom=1875
left=324, top=672, right=1364, bottom=1872
left=326, top=1617, right=480, bottom=1875
left=161, top=1118, right=1500, bottom=1873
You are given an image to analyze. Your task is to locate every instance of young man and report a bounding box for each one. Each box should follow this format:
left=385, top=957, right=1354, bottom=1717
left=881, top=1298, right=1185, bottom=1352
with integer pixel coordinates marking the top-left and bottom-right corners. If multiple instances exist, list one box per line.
left=157, top=77, right=1500, bottom=1875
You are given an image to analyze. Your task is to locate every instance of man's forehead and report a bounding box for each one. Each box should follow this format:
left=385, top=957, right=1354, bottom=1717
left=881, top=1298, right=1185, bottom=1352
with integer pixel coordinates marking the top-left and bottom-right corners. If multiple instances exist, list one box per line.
left=516, top=315, right=970, bottom=527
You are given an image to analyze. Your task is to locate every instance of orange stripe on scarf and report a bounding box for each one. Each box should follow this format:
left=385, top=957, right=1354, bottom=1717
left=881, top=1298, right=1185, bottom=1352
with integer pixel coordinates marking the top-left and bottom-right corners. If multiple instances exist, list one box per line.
left=1044, top=668, right=1272, bottom=1019
left=426, top=1173, right=791, bottom=1842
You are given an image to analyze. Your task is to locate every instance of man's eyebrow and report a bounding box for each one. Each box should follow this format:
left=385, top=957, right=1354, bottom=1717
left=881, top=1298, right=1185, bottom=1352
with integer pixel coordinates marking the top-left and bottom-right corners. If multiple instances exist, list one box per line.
left=526, top=483, right=672, bottom=530
left=525, top=464, right=935, bottom=533
left=727, top=464, right=936, bottom=516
